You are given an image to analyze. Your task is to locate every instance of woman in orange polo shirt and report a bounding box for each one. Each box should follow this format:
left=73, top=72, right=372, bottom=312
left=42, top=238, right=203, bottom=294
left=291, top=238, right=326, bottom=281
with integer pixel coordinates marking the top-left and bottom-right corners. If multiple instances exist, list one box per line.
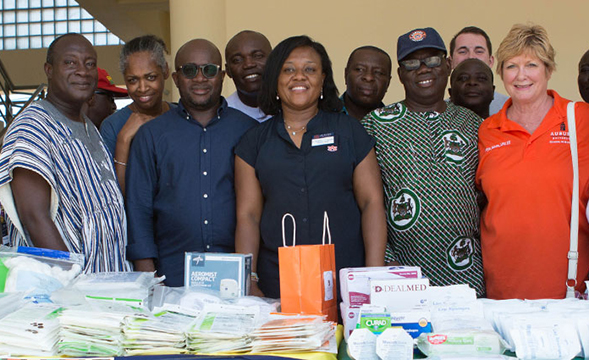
left=476, top=24, right=589, bottom=299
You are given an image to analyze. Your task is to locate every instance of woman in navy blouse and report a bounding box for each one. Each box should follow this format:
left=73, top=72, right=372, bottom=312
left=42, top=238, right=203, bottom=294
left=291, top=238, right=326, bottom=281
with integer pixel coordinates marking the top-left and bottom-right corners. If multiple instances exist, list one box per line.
left=234, top=35, right=387, bottom=298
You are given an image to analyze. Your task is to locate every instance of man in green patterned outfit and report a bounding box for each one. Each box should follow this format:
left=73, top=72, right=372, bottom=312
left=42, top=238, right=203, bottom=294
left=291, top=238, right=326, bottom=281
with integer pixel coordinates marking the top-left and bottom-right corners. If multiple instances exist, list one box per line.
left=361, top=27, right=485, bottom=297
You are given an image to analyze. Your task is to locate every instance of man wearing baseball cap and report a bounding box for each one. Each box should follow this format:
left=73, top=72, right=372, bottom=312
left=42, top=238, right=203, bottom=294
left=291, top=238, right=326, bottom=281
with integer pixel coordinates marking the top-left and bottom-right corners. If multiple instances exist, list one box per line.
left=361, top=27, right=485, bottom=297
left=84, top=67, right=128, bottom=128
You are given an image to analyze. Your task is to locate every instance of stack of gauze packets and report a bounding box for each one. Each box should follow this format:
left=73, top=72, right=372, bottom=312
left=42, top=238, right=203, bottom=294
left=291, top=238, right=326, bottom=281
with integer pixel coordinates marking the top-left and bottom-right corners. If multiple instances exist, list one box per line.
left=186, top=303, right=259, bottom=353
left=122, top=310, right=194, bottom=355
left=250, top=314, right=337, bottom=353
left=0, top=303, right=61, bottom=357
left=58, top=301, right=150, bottom=357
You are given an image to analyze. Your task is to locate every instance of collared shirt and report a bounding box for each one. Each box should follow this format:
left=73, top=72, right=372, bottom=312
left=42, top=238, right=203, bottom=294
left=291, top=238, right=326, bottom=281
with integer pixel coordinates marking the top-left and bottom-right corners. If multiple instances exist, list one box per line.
left=100, top=103, right=177, bottom=157
left=0, top=100, right=131, bottom=273
left=126, top=98, right=257, bottom=286
left=235, top=110, right=374, bottom=298
left=227, top=92, right=271, bottom=123
left=477, top=90, right=589, bottom=299
left=340, top=92, right=385, bottom=117
left=362, top=101, right=485, bottom=297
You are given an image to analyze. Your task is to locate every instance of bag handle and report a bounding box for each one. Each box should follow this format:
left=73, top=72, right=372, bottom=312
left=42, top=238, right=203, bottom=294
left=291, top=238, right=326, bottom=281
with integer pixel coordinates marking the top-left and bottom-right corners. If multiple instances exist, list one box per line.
left=566, top=101, right=579, bottom=298
left=322, top=211, right=332, bottom=245
left=282, top=213, right=296, bottom=247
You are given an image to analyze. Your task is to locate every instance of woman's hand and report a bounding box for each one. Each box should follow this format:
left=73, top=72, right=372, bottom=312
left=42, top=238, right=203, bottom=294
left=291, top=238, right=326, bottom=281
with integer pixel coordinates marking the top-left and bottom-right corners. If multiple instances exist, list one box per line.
left=249, top=281, right=265, bottom=297
left=114, top=109, right=159, bottom=196
left=353, top=149, right=388, bottom=266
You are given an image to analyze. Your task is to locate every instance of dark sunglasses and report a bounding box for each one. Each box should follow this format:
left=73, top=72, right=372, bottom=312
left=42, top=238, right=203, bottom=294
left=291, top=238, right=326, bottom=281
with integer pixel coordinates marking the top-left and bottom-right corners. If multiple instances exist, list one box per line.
left=177, top=63, right=221, bottom=79
left=400, top=55, right=444, bottom=71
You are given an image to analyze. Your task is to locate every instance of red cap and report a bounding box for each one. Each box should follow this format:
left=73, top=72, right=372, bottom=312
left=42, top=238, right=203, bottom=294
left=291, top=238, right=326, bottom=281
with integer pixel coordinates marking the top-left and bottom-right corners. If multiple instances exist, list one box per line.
left=97, top=67, right=128, bottom=97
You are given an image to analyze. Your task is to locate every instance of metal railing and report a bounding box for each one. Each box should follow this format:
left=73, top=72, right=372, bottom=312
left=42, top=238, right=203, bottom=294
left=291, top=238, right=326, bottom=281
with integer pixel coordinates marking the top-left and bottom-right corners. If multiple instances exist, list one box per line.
left=0, top=56, right=46, bottom=139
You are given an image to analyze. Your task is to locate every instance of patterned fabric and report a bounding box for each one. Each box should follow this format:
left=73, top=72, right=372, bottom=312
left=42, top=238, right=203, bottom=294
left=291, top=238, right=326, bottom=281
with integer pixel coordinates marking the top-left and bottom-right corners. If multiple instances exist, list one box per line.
left=362, top=101, right=485, bottom=296
left=0, top=100, right=131, bottom=273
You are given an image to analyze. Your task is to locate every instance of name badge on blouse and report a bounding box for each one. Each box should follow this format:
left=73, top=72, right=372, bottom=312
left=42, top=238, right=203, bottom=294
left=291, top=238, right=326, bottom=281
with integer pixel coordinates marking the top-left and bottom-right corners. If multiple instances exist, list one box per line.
left=311, top=133, right=335, bottom=147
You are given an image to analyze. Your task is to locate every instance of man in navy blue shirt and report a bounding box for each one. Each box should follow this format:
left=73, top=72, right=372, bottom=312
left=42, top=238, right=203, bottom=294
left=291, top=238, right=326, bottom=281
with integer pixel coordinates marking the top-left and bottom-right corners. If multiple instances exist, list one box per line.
left=125, top=39, right=258, bottom=286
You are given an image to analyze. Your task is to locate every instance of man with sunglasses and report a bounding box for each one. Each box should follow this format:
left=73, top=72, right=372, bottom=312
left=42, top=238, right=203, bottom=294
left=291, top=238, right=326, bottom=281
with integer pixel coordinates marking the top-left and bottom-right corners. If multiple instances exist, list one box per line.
left=362, top=27, right=485, bottom=297
left=83, top=67, right=128, bottom=128
left=125, top=39, right=257, bottom=286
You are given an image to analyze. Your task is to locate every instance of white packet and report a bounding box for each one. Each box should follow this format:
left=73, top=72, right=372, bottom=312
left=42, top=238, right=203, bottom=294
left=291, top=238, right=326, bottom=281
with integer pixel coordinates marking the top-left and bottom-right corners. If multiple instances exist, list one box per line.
left=416, top=330, right=508, bottom=357
left=348, top=328, right=378, bottom=360
left=376, top=327, right=413, bottom=360
left=510, top=322, right=581, bottom=360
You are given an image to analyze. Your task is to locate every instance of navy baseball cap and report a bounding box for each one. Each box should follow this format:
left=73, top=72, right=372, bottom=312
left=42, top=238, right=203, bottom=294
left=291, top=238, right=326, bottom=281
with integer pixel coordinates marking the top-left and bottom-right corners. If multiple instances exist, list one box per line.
left=397, top=27, right=447, bottom=61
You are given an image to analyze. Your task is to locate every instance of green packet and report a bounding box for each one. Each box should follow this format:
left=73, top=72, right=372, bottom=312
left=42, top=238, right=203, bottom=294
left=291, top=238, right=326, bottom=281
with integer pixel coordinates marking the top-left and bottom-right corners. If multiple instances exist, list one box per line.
left=357, top=313, right=391, bottom=334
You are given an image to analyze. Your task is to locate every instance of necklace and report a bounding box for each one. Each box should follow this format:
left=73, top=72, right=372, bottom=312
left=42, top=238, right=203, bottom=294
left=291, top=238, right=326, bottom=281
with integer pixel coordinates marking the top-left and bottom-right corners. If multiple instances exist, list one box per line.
left=285, top=122, right=307, bottom=136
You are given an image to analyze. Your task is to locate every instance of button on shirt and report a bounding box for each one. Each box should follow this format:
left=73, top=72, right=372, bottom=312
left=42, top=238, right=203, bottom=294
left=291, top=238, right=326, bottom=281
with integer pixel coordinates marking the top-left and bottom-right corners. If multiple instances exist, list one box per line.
left=235, top=110, right=374, bottom=298
left=126, top=99, right=257, bottom=286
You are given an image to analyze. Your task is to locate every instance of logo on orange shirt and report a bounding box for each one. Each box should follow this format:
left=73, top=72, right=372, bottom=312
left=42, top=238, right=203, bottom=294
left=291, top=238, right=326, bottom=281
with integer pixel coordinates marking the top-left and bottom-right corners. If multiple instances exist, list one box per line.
left=549, top=130, right=570, bottom=144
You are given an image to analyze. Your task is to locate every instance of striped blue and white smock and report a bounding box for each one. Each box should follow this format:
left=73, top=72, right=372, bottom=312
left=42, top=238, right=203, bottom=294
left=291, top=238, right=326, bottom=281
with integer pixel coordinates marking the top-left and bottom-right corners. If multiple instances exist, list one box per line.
left=0, top=100, right=131, bottom=273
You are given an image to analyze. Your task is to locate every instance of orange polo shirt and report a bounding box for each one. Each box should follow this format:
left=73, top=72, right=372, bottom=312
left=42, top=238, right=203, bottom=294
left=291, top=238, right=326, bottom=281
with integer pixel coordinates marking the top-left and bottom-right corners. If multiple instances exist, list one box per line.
left=476, top=90, right=589, bottom=299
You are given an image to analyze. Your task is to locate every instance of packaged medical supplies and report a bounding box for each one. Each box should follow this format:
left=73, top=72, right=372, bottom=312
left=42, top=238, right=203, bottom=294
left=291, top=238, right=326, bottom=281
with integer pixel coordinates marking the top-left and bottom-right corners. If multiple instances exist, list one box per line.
left=340, top=266, right=421, bottom=306
left=376, top=327, right=413, bottom=360
left=416, top=330, right=508, bottom=357
left=370, top=277, right=429, bottom=311
left=186, top=303, right=259, bottom=353
left=348, top=328, right=378, bottom=360
left=279, top=212, right=337, bottom=321
left=390, top=310, right=432, bottom=338
left=71, top=271, right=164, bottom=307
left=58, top=301, right=151, bottom=357
left=122, top=310, right=193, bottom=355
left=250, top=314, right=337, bottom=353
left=0, top=246, right=82, bottom=301
left=0, top=303, right=62, bottom=357
left=341, top=302, right=360, bottom=340
left=480, top=298, right=589, bottom=359
left=184, top=252, right=252, bottom=298
left=429, top=285, right=491, bottom=332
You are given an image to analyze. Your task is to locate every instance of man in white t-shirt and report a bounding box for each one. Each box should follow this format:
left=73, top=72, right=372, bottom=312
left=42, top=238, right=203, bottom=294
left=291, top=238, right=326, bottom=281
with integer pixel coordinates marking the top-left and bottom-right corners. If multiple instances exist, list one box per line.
left=225, top=30, right=272, bottom=122
left=448, top=26, right=508, bottom=116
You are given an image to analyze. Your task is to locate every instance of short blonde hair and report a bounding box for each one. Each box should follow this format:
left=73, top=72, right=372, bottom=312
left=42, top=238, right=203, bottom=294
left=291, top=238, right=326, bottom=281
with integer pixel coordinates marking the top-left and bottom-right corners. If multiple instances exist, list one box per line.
left=496, top=24, right=556, bottom=77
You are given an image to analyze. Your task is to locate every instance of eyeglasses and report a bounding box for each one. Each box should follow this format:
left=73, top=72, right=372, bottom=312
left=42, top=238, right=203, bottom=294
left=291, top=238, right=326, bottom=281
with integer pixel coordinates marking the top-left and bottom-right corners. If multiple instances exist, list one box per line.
left=400, top=55, right=444, bottom=71
left=177, top=63, right=221, bottom=79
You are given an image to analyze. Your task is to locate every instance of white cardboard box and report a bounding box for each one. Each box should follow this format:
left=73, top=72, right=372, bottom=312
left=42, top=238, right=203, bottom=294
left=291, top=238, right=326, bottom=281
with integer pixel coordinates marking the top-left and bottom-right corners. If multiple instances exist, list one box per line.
left=370, top=277, right=429, bottom=312
left=340, top=266, right=421, bottom=306
left=184, top=252, right=252, bottom=297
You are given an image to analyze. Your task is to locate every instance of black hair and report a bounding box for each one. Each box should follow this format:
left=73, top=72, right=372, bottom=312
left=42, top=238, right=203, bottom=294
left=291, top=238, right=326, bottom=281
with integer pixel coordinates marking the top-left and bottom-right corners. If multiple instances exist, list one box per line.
left=449, top=26, right=493, bottom=56
left=450, top=58, right=494, bottom=84
left=259, top=35, right=342, bottom=115
left=346, top=45, right=392, bottom=74
left=119, top=35, right=168, bottom=74
left=46, top=33, right=86, bottom=64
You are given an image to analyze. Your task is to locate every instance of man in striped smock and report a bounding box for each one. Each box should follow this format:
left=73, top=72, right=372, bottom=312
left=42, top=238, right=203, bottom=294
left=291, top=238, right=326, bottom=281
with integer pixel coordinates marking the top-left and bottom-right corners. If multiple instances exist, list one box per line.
left=0, top=33, right=131, bottom=273
left=362, top=27, right=485, bottom=296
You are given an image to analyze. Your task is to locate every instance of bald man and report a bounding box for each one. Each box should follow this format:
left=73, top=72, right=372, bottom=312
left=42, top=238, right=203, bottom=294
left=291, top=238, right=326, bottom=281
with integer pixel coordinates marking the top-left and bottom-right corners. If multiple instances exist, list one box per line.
left=0, top=33, right=130, bottom=272
left=225, top=30, right=272, bottom=122
left=125, top=39, right=257, bottom=286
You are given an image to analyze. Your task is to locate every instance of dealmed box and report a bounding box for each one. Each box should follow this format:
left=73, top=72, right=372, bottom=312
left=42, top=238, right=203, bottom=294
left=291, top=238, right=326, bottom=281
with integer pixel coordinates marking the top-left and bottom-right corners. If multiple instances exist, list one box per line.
left=184, top=252, right=252, bottom=297
left=370, top=277, right=429, bottom=312
left=340, top=266, right=421, bottom=306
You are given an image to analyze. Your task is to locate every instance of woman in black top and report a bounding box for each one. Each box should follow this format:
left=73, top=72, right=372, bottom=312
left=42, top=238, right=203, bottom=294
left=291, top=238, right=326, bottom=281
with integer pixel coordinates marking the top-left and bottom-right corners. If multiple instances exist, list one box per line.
left=234, top=35, right=387, bottom=298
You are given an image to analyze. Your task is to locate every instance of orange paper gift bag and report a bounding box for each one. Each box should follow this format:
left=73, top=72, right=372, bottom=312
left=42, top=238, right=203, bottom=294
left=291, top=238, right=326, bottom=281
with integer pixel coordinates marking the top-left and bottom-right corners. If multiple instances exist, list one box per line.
left=279, top=211, right=337, bottom=322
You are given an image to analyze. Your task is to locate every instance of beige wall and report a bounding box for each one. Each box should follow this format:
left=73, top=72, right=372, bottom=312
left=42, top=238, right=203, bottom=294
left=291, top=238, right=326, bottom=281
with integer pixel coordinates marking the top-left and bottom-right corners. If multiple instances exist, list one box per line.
left=218, top=0, right=589, bottom=103
left=2, top=0, right=588, bottom=104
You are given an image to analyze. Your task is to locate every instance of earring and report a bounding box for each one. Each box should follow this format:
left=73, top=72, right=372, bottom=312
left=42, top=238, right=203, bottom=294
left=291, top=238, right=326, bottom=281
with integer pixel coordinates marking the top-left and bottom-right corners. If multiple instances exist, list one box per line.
left=276, top=94, right=280, bottom=101
left=320, top=88, right=324, bottom=100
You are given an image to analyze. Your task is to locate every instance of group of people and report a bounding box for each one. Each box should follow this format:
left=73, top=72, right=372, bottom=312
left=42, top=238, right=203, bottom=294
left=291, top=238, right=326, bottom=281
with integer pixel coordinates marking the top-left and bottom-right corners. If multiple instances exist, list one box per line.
left=0, top=22, right=587, bottom=302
